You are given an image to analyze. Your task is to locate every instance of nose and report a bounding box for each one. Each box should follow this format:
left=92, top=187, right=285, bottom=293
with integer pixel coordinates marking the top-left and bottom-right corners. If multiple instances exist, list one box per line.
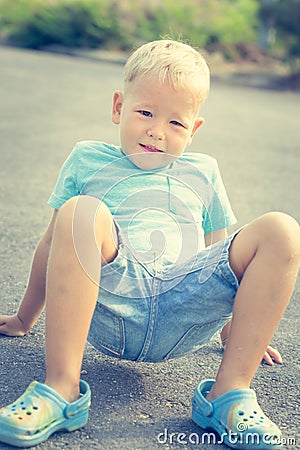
left=147, top=125, right=165, bottom=141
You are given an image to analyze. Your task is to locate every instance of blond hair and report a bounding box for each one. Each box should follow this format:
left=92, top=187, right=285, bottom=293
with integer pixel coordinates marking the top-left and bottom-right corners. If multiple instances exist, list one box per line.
left=124, top=40, right=210, bottom=106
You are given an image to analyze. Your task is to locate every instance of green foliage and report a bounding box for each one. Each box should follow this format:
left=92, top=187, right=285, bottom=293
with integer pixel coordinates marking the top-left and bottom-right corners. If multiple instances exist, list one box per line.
left=0, top=0, right=299, bottom=66
left=0, top=0, right=131, bottom=49
left=124, top=0, right=259, bottom=58
left=273, top=0, right=300, bottom=62
left=0, top=0, right=260, bottom=54
left=130, top=1, right=209, bottom=48
left=257, top=0, right=300, bottom=71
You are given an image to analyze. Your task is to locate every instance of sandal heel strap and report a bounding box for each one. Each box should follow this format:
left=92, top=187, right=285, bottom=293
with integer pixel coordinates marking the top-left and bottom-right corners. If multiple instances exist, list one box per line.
left=64, top=409, right=89, bottom=431
left=64, top=380, right=91, bottom=418
left=192, top=403, right=210, bottom=429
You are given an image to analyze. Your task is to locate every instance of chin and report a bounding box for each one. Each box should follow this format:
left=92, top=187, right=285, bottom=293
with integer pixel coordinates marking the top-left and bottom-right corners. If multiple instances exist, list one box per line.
left=129, top=153, right=176, bottom=170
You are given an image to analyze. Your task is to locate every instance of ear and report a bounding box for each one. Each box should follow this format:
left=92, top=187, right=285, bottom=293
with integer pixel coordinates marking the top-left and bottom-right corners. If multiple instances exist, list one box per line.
left=187, top=117, right=204, bottom=145
left=112, top=91, right=123, bottom=124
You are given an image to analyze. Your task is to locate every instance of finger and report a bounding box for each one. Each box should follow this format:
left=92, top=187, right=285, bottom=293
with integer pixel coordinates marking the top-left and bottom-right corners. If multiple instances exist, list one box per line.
left=262, top=351, right=274, bottom=366
left=266, top=346, right=283, bottom=364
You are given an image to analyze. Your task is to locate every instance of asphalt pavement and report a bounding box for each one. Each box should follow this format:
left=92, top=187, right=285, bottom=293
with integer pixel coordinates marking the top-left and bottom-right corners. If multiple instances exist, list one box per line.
left=0, top=45, right=299, bottom=450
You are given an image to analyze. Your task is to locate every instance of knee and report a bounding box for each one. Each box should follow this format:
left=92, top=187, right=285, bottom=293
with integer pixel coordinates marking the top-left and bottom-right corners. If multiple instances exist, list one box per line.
left=259, top=212, right=300, bottom=264
left=54, top=197, right=78, bottom=234
left=56, top=196, right=112, bottom=234
left=57, top=196, right=78, bottom=218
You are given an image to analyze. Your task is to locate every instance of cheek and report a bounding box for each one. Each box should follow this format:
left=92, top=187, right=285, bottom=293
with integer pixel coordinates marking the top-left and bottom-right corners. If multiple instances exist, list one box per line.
left=173, top=130, right=192, bottom=146
left=123, top=115, right=143, bottom=137
left=119, top=119, right=138, bottom=148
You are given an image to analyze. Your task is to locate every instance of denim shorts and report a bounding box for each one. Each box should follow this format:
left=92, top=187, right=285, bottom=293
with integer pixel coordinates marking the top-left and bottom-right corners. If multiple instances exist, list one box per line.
left=88, top=226, right=240, bottom=363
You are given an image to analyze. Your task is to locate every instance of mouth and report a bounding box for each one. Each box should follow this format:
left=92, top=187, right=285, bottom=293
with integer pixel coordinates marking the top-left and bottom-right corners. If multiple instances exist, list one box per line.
left=139, top=143, right=163, bottom=153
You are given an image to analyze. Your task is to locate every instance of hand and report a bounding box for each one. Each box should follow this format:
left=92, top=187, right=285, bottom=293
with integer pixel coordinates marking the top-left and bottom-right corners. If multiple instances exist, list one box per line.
left=0, top=314, right=28, bottom=337
left=262, top=345, right=282, bottom=366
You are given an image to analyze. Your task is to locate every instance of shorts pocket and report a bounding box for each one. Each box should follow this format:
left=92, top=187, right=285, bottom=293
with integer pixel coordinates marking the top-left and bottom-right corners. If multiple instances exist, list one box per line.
left=88, top=303, right=125, bottom=358
left=163, top=318, right=230, bottom=360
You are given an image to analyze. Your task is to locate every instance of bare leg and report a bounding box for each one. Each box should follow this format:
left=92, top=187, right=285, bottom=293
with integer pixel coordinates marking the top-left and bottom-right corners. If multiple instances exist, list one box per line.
left=44, top=196, right=118, bottom=402
left=208, top=212, right=300, bottom=400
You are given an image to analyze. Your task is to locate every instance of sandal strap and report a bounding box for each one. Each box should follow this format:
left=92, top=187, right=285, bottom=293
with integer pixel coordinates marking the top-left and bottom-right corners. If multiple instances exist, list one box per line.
left=64, top=380, right=91, bottom=418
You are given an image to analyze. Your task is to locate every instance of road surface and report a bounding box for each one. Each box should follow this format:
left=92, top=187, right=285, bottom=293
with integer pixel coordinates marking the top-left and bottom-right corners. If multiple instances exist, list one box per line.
left=0, top=46, right=299, bottom=449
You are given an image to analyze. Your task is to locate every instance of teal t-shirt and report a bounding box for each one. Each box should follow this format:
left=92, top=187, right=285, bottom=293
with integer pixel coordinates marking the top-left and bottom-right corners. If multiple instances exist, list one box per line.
left=48, top=141, right=236, bottom=269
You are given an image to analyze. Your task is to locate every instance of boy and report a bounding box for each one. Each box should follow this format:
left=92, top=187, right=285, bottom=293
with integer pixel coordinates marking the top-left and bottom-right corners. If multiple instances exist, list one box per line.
left=0, top=40, right=299, bottom=449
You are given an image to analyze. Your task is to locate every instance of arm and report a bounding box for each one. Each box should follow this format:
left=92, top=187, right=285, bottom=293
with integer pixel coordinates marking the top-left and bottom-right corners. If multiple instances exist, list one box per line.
left=0, top=210, right=58, bottom=336
left=204, top=228, right=227, bottom=247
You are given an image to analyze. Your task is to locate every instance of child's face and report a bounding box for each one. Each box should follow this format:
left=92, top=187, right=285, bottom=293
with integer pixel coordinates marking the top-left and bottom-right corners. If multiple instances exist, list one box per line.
left=112, top=76, right=204, bottom=170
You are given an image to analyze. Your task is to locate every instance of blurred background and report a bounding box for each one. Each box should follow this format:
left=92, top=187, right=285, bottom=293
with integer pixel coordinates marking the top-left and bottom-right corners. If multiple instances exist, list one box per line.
left=0, top=0, right=299, bottom=88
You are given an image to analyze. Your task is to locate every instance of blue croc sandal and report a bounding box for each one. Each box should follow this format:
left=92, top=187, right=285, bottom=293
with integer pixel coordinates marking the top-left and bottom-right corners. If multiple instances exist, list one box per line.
left=192, top=380, right=283, bottom=449
left=0, top=379, right=91, bottom=448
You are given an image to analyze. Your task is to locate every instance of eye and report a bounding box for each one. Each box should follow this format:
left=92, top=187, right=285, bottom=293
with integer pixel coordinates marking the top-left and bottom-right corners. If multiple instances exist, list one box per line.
left=170, top=120, right=185, bottom=128
left=138, top=110, right=152, bottom=117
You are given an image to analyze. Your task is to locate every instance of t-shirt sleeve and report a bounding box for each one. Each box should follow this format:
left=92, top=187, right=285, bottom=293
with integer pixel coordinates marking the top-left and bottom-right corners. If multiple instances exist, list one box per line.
left=202, top=159, right=236, bottom=234
left=47, top=144, right=80, bottom=210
